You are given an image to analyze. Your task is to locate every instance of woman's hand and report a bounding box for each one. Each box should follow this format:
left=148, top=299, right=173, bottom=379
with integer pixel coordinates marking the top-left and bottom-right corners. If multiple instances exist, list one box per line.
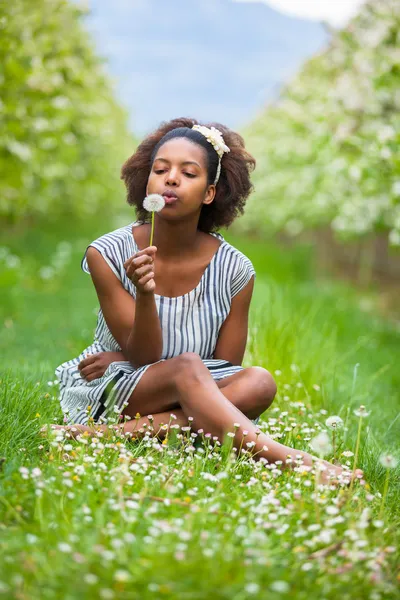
left=124, top=246, right=157, bottom=295
left=78, top=352, right=124, bottom=381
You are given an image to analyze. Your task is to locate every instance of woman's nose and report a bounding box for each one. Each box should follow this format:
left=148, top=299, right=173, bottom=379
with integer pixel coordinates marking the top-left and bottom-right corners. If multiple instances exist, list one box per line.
left=165, top=168, right=179, bottom=185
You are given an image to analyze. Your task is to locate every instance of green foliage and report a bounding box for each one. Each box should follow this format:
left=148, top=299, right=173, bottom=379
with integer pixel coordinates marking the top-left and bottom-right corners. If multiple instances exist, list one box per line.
left=241, top=0, right=400, bottom=246
left=0, top=0, right=135, bottom=223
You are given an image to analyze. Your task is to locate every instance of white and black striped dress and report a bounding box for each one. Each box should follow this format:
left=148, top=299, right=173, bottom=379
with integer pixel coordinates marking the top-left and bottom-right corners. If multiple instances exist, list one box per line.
left=55, top=220, right=258, bottom=426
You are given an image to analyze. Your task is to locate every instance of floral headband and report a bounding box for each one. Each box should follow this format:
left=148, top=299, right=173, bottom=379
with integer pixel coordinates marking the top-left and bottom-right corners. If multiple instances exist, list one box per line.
left=192, top=125, right=230, bottom=185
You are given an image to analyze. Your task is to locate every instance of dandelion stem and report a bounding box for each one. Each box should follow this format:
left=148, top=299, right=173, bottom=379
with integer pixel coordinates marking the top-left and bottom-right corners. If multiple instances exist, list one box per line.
left=379, top=468, right=390, bottom=519
left=350, top=415, right=363, bottom=493
left=150, top=212, right=155, bottom=246
left=332, top=430, right=336, bottom=461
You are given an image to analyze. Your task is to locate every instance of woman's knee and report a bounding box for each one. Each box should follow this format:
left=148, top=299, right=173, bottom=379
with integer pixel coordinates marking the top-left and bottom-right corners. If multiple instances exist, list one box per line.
left=246, top=366, right=277, bottom=410
left=173, top=352, right=206, bottom=384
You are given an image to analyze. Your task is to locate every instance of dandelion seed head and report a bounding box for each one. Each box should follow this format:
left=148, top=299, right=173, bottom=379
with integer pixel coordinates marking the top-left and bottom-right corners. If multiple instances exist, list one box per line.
left=310, top=432, right=332, bottom=456
left=143, top=193, right=165, bottom=212
left=354, top=405, right=370, bottom=418
left=325, top=415, right=344, bottom=430
left=379, top=454, right=398, bottom=469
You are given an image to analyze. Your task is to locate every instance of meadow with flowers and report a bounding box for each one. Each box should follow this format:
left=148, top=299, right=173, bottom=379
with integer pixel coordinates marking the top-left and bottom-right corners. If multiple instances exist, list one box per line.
left=1, top=0, right=399, bottom=597
left=0, top=217, right=399, bottom=600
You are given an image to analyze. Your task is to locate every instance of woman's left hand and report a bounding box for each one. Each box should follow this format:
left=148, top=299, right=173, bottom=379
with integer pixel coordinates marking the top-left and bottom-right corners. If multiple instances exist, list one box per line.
left=78, top=352, right=124, bottom=381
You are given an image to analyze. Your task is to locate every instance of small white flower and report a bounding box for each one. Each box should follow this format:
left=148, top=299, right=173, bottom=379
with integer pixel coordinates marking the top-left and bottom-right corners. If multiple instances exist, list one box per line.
left=310, top=432, right=332, bottom=456
left=244, top=583, right=260, bottom=594
left=84, top=573, right=98, bottom=585
left=39, top=266, right=55, bottom=280
left=270, top=581, right=289, bottom=593
left=26, top=534, right=38, bottom=544
left=379, top=454, right=398, bottom=469
left=58, top=543, right=72, bottom=553
left=372, top=520, right=384, bottom=528
left=325, top=416, right=344, bottom=430
left=354, top=405, right=370, bottom=418
left=392, top=181, right=400, bottom=197
left=342, top=450, right=354, bottom=457
left=143, top=193, right=165, bottom=212
left=114, top=570, right=131, bottom=582
left=99, top=590, right=115, bottom=600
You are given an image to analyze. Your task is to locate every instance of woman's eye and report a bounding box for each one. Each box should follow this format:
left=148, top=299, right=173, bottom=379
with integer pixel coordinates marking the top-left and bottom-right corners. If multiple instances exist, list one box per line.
left=154, top=169, right=195, bottom=178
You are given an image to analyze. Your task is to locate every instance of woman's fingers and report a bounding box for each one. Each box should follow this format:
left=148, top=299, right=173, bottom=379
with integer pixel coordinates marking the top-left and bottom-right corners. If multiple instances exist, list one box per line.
left=135, top=263, right=154, bottom=278
left=124, top=246, right=157, bottom=267
left=124, top=249, right=156, bottom=269
left=125, top=260, right=154, bottom=283
left=78, top=354, right=98, bottom=370
left=80, top=364, right=101, bottom=380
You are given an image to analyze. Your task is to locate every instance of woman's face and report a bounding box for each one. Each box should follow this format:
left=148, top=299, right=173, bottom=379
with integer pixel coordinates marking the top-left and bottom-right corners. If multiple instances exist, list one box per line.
left=146, top=138, right=215, bottom=216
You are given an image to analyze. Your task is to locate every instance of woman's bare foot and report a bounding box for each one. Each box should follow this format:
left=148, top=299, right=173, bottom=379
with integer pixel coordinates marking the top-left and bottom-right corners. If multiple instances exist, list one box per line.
left=299, top=460, right=364, bottom=487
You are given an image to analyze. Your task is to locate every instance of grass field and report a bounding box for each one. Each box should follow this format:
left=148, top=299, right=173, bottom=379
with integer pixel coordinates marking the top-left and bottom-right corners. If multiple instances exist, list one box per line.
left=0, top=215, right=399, bottom=599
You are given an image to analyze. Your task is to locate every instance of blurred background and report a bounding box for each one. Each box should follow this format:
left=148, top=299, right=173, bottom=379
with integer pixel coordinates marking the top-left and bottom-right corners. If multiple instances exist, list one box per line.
left=0, top=0, right=399, bottom=384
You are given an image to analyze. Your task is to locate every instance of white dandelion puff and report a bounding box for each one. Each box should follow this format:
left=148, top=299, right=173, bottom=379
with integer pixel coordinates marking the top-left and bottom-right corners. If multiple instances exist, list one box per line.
left=379, top=454, right=398, bottom=469
left=354, top=405, right=370, bottom=418
left=143, top=193, right=165, bottom=213
left=325, top=416, right=344, bottom=430
left=310, top=432, right=332, bottom=456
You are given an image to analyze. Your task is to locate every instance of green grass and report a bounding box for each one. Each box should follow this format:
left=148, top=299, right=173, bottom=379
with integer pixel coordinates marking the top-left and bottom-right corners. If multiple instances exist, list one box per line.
left=0, top=216, right=399, bottom=599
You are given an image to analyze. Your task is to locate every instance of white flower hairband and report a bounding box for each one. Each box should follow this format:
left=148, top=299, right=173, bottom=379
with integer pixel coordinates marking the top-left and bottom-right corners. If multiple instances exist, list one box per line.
left=192, top=125, right=230, bottom=185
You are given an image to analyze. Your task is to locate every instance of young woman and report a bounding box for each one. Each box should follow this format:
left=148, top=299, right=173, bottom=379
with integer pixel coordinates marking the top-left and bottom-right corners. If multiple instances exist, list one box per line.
left=48, top=117, right=363, bottom=486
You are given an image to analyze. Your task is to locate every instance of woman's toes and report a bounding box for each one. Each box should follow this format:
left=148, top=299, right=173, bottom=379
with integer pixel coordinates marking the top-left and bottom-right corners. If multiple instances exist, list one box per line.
left=39, top=424, right=58, bottom=437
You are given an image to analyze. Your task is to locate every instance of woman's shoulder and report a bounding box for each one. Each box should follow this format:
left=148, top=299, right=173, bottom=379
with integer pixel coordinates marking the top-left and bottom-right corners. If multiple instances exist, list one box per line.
left=90, top=220, right=139, bottom=246
left=213, top=235, right=256, bottom=297
left=215, top=234, right=254, bottom=268
left=81, top=220, right=140, bottom=278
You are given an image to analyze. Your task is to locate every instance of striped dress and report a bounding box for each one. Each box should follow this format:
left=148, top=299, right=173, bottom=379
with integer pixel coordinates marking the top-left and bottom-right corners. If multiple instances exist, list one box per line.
left=55, top=220, right=258, bottom=426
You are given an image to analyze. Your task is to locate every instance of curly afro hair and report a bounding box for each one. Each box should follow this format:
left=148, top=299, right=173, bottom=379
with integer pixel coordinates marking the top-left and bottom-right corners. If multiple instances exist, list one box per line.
left=120, top=117, right=256, bottom=233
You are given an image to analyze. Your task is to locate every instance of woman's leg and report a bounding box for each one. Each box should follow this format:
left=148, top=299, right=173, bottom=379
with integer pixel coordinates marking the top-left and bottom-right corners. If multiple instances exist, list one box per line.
left=120, top=361, right=276, bottom=420
left=47, top=353, right=363, bottom=486
left=167, top=354, right=363, bottom=485
left=43, top=363, right=275, bottom=440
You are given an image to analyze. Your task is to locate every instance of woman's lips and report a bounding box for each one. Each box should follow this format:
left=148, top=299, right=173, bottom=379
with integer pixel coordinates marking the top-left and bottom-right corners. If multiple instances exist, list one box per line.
left=162, top=194, right=178, bottom=205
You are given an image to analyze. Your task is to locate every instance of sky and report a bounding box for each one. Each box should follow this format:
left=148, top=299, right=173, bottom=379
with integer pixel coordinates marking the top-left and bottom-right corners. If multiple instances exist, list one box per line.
left=233, top=0, right=367, bottom=27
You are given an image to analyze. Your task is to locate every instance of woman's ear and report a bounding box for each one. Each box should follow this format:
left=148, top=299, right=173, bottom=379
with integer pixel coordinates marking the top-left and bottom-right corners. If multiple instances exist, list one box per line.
left=203, top=184, right=216, bottom=206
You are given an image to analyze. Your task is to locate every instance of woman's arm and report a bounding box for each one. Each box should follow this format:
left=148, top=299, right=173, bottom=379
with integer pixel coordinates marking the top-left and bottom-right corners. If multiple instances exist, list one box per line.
left=212, top=276, right=255, bottom=366
left=85, top=246, right=163, bottom=368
